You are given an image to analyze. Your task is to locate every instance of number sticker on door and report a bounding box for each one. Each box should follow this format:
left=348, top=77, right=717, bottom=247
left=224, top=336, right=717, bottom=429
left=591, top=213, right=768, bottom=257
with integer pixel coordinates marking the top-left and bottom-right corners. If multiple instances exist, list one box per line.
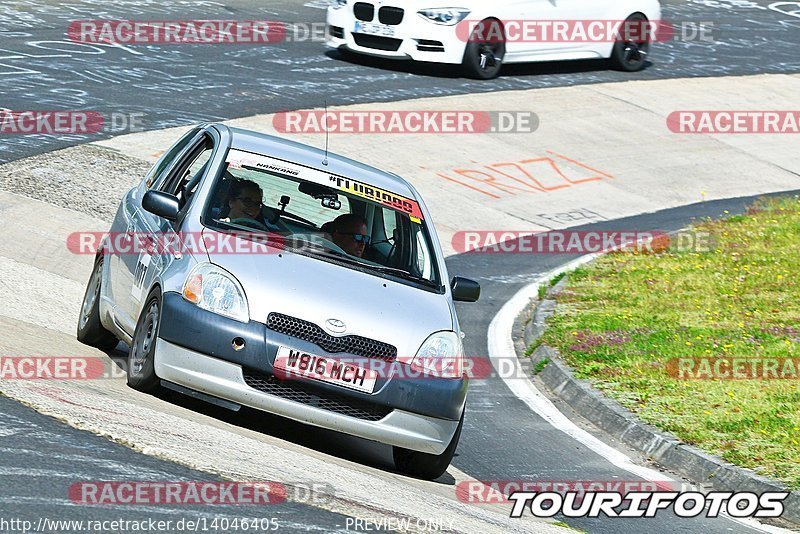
left=131, top=253, right=151, bottom=301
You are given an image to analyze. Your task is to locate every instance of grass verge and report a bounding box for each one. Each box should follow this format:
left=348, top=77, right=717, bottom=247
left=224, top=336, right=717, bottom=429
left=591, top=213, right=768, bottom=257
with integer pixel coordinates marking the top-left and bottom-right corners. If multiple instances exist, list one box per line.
left=540, top=197, right=800, bottom=489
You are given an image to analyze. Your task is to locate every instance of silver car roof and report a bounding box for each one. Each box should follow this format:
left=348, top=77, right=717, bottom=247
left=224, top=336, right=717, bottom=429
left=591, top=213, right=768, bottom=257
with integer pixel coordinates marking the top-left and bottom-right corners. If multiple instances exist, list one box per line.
left=218, top=124, right=418, bottom=199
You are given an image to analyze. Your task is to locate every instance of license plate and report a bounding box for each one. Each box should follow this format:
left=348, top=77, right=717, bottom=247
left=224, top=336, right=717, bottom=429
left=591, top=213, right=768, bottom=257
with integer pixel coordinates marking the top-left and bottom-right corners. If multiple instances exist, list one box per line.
left=354, top=21, right=396, bottom=37
left=273, top=346, right=377, bottom=394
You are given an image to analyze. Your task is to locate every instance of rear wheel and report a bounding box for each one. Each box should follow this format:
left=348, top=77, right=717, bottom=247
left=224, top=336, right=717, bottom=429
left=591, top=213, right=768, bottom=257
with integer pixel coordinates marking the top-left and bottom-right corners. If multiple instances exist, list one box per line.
left=610, top=13, right=651, bottom=72
left=127, top=288, right=162, bottom=393
left=393, top=411, right=464, bottom=480
left=76, top=257, right=118, bottom=351
left=461, top=19, right=505, bottom=80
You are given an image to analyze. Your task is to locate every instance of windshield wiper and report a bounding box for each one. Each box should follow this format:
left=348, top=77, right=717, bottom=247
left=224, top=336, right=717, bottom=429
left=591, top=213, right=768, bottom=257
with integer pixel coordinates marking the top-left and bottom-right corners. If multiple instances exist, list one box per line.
left=282, top=243, right=440, bottom=289
left=320, top=249, right=440, bottom=288
left=369, top=264, right=441, bottom=289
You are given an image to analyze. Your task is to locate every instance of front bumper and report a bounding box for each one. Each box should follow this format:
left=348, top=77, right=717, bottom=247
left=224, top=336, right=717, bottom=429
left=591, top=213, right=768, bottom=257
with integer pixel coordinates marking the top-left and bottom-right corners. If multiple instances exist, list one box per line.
left=326, top=7, right=467, bottom=64
left=156, top=292, right=466, bottom=454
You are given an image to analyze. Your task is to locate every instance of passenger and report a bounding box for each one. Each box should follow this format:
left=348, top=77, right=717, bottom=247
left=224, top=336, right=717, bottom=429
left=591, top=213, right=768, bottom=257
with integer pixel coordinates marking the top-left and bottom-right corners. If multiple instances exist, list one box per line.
left=329, top=213, right=370, bottom=258
left=222, top=179, right=264, bottom=222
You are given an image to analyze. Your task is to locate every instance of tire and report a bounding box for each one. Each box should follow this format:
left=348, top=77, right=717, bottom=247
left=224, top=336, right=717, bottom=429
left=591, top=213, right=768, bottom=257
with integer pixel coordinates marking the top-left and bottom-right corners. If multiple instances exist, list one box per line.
left=461, top=19, right=505, bottom=80
left=76, top=257, right=119, bottom=351
left=393, top=411, right=464, bottom=480
left=127, top=288, right=162, bottom=392
left=610, top=13, right=651, bottom=72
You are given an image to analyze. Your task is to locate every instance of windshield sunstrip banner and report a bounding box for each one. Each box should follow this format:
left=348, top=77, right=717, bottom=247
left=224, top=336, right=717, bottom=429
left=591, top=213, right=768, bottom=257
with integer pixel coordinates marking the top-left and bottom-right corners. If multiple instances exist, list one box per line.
left=226, top=149, right=423, bottom=222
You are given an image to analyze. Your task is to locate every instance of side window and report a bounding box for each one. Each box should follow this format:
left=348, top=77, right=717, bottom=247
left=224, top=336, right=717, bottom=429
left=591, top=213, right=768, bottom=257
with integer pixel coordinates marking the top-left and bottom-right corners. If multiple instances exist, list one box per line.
left=414, top=230, right=427, bottom=276
left=145, top=127, right=201, bottom=189
left=160, top=134, right=214, bottom=204
left=179, top=143, right=214, bottom=203
left=383, top=208, right=399, bottom=240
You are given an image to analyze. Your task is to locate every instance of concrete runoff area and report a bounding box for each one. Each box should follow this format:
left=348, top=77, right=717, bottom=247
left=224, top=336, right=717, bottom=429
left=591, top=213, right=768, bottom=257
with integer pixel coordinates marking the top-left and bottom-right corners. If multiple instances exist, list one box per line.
left=91, top=73, right=800, bottom=256
left=0, top=73, right=798, bottom=532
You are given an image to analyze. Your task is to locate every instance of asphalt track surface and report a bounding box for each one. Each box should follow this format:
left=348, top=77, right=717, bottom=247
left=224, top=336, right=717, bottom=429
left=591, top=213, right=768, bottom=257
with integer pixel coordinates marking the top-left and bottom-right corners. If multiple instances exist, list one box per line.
left=1, top=0, right=799, bottom=162
left=0, top=395, right=352, bottom=532
left=1, top=0, right=799, bottom=532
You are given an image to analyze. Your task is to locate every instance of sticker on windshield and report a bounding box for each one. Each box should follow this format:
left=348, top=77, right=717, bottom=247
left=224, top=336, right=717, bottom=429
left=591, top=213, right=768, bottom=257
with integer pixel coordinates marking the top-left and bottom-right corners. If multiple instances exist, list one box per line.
left=328, top=176, right=423, bottom=222
left=227, top=149, right=423, bottom=222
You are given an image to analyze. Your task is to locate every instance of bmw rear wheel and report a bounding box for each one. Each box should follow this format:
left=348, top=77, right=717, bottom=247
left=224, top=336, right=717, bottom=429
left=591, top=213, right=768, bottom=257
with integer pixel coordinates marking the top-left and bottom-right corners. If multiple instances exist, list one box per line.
left=610, top=13, right=651, bottom=72
left=461, top=19, right=505, bottom=80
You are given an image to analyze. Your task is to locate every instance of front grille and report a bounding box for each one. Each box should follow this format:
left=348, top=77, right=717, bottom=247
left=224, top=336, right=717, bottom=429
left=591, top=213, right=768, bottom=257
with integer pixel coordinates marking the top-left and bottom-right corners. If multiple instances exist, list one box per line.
left=353, top=2, right=374, bottom=21
left=329, top=25, right=344, bottom=39
left=267, top=313, right=397, bottom=361
left=351, top=33, right=402, bottom=52
left=378, top=6, right=404, bottom=25
left=242, top=369, right=392, bottom=421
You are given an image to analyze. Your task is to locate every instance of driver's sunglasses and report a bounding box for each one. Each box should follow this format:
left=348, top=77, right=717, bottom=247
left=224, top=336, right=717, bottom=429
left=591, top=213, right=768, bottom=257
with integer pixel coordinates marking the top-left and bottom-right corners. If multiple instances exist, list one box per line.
left=236, top=197, right=263, bottom=208
left=338, top=232, right=371, bottom=244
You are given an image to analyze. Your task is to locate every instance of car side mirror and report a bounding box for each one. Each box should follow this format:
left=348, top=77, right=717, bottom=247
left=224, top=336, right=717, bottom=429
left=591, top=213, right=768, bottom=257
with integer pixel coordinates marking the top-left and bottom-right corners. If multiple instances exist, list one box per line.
left=142, top=190, right=180, bottom=221
left=451, top=276, right=480, bottom=302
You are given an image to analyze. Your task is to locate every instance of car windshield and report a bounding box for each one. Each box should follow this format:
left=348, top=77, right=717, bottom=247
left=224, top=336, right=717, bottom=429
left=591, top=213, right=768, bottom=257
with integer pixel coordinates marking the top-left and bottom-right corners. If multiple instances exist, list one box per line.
left=203, top=148, right=441, bottom=289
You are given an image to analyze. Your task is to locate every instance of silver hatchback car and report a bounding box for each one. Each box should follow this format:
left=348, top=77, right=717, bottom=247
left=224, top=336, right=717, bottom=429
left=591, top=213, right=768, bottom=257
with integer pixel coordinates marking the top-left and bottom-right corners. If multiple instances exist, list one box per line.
left=77, top=123, right=480, bottom=479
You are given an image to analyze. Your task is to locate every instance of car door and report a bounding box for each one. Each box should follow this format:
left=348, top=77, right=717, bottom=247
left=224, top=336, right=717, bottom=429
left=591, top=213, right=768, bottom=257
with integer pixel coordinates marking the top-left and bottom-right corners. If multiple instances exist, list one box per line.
left=549, top=0, right=610, bottom=53
left=508, top=0, right=606, bottom=56
left=108, top=128, right=204, bottom=334
left=125, top=132, right=215, bottom=324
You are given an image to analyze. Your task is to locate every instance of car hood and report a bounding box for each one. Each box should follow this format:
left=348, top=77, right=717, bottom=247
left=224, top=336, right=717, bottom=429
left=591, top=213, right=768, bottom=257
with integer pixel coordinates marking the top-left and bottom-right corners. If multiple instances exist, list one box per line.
left=201, top=229, right=454, bottom=362
left=367, top=0, right=488, bottom=8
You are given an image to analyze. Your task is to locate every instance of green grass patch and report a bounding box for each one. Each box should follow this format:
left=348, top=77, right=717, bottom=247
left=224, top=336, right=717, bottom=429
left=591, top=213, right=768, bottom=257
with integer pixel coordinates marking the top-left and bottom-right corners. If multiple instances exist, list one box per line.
left=552, top=521, right=585, bottom=533
left=538, top=283, right=548, bottom=300
left=550, top=271, right=567, bottom=287
left=525, top=338, right=543, bottom=356
left=533, top=358, right=550, bottom=375
left=540, top=197, right=800, bottom=489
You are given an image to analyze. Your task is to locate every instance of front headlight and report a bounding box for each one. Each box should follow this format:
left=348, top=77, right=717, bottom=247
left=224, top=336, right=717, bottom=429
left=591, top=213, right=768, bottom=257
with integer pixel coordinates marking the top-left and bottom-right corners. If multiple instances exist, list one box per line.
left=410, top=331, right=463, bottom=379
left=182, top=263, right=249, bottom=323
left=417, top=8, right=470, bottom=25
left=329, top=0, right=347, bottom=9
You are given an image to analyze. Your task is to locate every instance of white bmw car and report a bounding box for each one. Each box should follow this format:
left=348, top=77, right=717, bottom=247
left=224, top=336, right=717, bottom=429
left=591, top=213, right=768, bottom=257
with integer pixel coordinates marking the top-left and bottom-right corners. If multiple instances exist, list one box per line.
left=326, top=0, right=662, bottom=79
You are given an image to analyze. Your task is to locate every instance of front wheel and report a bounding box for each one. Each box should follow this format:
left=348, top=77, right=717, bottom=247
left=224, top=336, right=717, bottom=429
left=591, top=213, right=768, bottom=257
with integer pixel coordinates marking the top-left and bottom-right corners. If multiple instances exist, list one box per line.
left=461, top=19, right=505, bottom=80
left=127, top=288, right=162, bottom=393
left=393, top=411, right=464, bottom=480
left=610, top=14, right=651, bottom=72
left=76, top=257, right=119, bottom=351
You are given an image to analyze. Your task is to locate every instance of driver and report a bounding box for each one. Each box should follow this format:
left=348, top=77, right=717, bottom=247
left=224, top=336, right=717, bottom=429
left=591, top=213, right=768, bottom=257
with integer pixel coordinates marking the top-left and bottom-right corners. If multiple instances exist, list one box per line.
left=221, top=179, right=265, bottom=224
left=329, top=214, right=370, bottom=258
